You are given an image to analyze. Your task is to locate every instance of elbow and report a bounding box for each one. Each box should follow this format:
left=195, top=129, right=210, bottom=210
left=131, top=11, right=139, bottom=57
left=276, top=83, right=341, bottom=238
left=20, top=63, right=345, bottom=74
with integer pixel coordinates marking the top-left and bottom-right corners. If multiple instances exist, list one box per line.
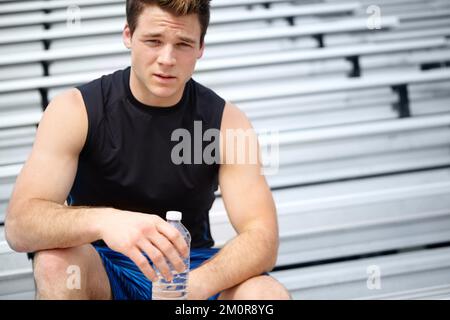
left=247, top=222, right=279, bottom=272
left=263, top=231, right=279, bottom=272
left=4, top=204, right=28, bottom=253
left=4, top=219, right=23, bottom=253
left=266, top=242, right=278, bottom=272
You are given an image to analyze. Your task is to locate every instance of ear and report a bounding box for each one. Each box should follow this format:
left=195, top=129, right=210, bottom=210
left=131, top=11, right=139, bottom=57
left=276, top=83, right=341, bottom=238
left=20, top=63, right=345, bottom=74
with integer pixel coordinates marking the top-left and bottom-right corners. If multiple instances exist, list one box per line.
left=123, top=23, right=132, bottom=49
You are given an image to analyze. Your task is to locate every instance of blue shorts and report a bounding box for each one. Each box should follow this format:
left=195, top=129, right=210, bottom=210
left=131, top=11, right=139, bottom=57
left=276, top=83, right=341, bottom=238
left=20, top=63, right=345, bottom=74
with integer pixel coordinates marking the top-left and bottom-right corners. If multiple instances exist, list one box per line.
left=94, top=245, right=221, bottom=300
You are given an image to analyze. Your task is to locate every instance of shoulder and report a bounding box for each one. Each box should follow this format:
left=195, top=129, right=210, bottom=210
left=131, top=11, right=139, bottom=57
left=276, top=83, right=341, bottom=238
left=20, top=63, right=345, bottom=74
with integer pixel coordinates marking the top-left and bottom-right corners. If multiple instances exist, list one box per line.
left=45, top=87, right=87, bottom=128
left=189, top=80, right=253, bottom=131
left=191, top=79, right=226, bottom=108
left=219, top=102, right=258, bottom=166
left=36, top=88, right=88, bottom=156
left=76, top=68, right=126, bottom=105
left=46, top=88, right=85, bottom=115
left=221, top=101, right=253, bottom=131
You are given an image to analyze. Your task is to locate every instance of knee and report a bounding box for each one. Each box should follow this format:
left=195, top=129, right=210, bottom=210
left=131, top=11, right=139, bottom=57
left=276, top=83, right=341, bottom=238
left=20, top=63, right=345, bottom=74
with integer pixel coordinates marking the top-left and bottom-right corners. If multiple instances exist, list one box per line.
left=34, top=248, right=72, bottom=283
left=272, top=282, right=292, bottom=300
left=249, top=276, right=291, bottom=300
left=33, top=247, right=86, bottom=295
left=221, top=275, right=292, bottom=300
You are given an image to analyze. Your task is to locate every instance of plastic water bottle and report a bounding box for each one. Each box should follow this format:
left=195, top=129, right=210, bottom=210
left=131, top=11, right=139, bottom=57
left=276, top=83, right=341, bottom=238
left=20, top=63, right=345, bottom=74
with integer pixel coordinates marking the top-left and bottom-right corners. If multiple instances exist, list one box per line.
left=152, top=211, right=191, bottom=300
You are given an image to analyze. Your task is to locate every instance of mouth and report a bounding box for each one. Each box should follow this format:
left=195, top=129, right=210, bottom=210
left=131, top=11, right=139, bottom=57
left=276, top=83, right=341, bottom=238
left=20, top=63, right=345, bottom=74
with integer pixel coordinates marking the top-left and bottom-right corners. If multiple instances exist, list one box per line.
left=154, top=73, right=176, bottom=80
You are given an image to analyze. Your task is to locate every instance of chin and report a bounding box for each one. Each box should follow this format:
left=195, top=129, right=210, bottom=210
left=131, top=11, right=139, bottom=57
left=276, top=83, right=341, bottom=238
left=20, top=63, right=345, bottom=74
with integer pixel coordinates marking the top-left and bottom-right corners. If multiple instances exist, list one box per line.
left=149, top=79, right=183, bottom=94
left=150, top=87, right=178, bottom=98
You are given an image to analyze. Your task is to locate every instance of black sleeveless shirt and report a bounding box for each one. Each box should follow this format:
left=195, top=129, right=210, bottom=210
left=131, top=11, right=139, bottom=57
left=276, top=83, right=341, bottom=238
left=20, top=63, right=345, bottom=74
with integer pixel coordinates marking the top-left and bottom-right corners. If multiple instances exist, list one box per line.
left=68, top=66, right=225, bottom=249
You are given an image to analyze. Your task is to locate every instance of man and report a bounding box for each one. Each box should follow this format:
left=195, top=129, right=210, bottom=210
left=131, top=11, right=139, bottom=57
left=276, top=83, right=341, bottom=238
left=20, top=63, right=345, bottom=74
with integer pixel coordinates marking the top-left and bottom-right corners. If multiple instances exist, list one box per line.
left=5, top=0, right=290, bottom=300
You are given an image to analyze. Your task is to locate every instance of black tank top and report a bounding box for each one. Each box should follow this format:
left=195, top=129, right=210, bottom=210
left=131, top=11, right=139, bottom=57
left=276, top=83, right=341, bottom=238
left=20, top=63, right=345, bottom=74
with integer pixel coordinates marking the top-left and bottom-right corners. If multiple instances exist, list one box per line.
left=68, top=66, right=225, bottom=249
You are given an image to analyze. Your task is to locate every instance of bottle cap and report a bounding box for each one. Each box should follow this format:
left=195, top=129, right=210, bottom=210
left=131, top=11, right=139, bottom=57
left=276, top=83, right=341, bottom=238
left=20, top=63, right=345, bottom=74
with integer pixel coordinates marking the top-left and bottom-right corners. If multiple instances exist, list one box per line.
left=166, top=211, right=182, bottom=221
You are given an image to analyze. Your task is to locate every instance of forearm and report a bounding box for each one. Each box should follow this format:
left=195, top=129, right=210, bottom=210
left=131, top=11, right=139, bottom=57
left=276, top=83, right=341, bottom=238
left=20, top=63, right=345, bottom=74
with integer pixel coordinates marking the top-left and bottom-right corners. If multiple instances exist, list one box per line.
left=190, top=227, right=278, bottom=299
left=5, top=198, right=107, bottom=253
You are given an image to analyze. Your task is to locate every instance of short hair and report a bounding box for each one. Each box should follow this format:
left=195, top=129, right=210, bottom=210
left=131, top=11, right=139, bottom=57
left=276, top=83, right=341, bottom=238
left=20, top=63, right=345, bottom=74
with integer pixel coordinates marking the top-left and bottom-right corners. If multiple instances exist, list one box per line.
left=126, top=0, right=211, bottom=46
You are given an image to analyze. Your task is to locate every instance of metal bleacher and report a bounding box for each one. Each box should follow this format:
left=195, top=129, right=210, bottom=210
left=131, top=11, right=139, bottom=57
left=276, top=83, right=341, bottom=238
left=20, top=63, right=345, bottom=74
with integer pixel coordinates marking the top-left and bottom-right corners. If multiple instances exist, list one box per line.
left=1, top=0, right=450, bottom=300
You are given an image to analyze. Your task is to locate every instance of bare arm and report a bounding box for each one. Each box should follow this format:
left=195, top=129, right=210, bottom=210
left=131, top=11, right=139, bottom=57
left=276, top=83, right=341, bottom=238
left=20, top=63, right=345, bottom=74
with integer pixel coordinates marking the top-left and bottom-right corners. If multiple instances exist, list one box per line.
left=5, top=89, right=187, bottom=282
left=5, top=89, right=100, bottom=252
left=188, top=103, right=279, bottom=299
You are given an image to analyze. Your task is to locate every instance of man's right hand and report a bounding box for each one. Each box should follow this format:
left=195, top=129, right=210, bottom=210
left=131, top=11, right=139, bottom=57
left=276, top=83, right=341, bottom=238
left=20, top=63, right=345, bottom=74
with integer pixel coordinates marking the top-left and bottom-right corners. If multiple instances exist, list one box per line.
left=99, top=209, right=189, bottom=282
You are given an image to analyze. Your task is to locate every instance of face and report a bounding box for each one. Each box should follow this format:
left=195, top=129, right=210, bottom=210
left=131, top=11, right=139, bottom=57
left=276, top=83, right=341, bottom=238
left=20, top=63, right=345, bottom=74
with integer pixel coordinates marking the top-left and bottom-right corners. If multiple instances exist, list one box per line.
left=123, top=5, right=205, bottom=106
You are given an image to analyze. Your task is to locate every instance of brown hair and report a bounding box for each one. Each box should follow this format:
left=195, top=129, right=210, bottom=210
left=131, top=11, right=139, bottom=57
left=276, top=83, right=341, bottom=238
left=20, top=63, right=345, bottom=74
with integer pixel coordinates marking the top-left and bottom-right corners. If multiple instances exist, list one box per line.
left=126, top=0, right=211, bottom=45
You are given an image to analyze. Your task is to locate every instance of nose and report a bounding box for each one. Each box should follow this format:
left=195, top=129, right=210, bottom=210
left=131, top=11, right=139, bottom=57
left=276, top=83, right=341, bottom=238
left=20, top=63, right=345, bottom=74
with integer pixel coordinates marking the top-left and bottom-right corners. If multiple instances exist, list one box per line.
left=157, top=44, right=176, bottom=66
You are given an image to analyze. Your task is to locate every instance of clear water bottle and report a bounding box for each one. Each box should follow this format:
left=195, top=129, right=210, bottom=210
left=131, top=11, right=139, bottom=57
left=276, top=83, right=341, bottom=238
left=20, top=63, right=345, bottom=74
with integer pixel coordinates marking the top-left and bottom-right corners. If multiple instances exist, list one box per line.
left=152, top=211, right=191, bottom=300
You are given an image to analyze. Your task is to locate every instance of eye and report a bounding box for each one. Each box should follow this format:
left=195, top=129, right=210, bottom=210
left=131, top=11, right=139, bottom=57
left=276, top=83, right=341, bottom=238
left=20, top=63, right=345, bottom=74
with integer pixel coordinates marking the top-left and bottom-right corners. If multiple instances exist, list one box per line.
left=146, top=39, right=161, bottom=46
left=177, top=42, right=192, bottom=48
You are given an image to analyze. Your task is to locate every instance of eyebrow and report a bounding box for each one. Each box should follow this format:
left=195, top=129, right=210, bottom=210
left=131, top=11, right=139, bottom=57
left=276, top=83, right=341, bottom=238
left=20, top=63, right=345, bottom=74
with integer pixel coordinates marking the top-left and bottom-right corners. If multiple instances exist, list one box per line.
left=142, top=32, right=197, bottom=44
